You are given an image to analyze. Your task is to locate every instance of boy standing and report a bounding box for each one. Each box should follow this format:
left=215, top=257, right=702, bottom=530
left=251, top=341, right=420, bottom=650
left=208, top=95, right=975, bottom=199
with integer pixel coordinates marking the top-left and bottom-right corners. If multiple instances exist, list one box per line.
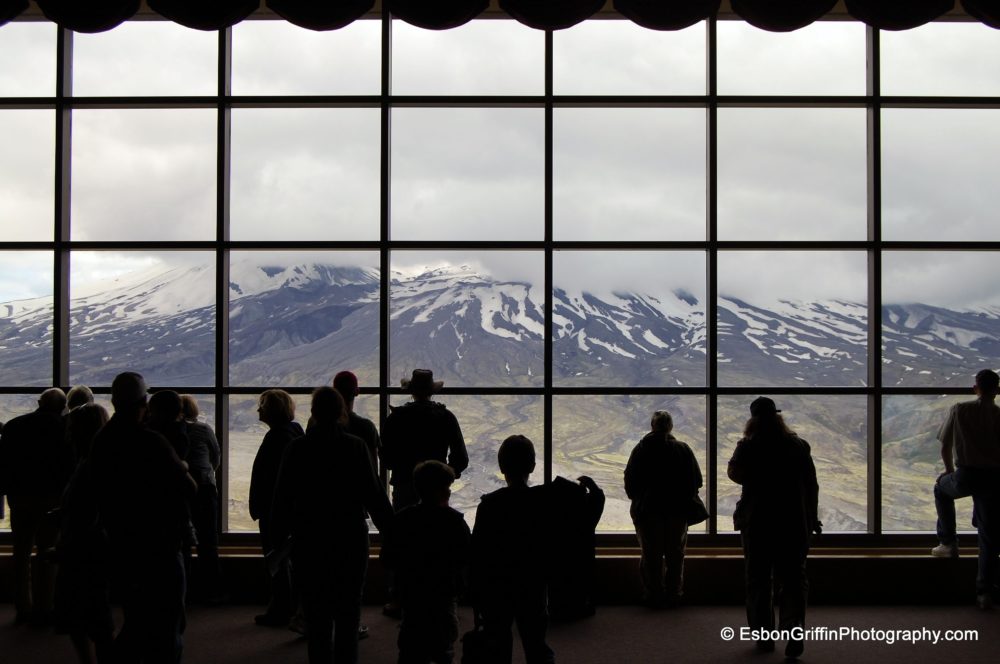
left=383, top=460, right=472, bottom=663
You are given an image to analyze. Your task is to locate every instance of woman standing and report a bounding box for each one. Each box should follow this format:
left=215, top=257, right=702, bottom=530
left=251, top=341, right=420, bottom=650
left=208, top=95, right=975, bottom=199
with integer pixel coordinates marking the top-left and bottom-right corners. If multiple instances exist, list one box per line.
left=249, top=389, right=304, bottom=627
left=728, top=397, right=821, bottom=659
left=624, top=410, right=704, bottom=608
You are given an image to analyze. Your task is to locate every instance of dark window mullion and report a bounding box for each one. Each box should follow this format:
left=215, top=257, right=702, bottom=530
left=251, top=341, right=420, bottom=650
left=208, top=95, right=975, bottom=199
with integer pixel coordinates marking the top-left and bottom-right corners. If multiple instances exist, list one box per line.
left=866, top=26, right=883, bottom=536
left=53, top=27, right=73, bottom=389
left=544, top=28, right=554, bottom=485
left=216, top=26, right=232, bottom=531
left=706, top=16, right=719, bottom=535
left=379, top=8, right=392, bottom=489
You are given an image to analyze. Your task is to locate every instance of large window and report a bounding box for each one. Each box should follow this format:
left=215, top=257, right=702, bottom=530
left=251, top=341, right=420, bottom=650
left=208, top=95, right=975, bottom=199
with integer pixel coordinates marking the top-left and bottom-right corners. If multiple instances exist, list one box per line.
left=1, top=15, right=996, bottom=539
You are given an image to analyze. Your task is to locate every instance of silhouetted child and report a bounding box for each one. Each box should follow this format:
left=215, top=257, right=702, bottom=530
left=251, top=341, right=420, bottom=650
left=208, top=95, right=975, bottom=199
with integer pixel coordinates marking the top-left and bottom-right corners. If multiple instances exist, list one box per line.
left=471, top=435, right=554, bottom=664
left=382, top=460, right=471, bottom=664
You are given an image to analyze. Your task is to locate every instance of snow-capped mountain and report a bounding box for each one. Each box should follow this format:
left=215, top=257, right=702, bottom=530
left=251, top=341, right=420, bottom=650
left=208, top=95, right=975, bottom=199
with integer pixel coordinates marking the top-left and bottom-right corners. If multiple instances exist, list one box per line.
left=0, top=261, right=999, bottom=389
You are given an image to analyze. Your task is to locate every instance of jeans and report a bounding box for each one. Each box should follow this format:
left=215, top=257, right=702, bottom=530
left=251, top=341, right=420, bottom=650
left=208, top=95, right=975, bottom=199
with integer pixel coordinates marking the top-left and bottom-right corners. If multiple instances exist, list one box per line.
left=935, top=467, right=998, bottom=545
left=632, top=510, right=688, bottom=602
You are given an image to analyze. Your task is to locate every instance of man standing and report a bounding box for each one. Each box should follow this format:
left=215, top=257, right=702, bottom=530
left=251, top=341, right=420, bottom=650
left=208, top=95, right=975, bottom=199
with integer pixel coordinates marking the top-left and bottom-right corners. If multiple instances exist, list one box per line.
left=89, top=372, right=196, bottom=662
left=932, top=369, right=1000, bottom=608
left=0, top=388, right=71, bottom=624
left=270, top=387, right=393, bottom=664
left=381, top=369, right=468, bottom=511
left=332, top=371, right=381, bottom=477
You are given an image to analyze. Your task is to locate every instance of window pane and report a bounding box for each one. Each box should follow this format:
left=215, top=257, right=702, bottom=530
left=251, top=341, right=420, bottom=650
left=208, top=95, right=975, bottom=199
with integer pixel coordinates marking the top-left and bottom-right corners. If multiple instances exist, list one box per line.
left=554, top=20, right=705, bottom=95
left=390, top=251, right=543, bottom=388
left=232, top=20, right=380, bottom=95
left=883, top=252, right=1000, bottom=388
left=391, top=107, right=544, bottom=240
left=69, top=252, right=215, bottom=386
left=390, top=394, right=543, bottom=526
left=717, top=395, right=868, bottom=533
left=0, top=22, right=56, bottom=97
left=881, top=109, right=1000, bottom=241
left=553, top=108, right=705, bottom=241
left=717, top=20, right=865, bottom=95
left=1, top=110, right=54, bottom=241
left=718, top=108, right=867, bottom=241
left=0, top=252, right=53, bottom=386
left=883, top=395, right=974, bottom=532
left=73, top=22, right=216, bottom=96
left=230, top=108, right=380, bottom=241
left=717, top=251, right=868, bottom=387
left=392, top=20, right=543, bottom=95
left=553, top=395, right=707, bottom=532
left=553, top=251, right=706, bottom=387
left=71, top=109, right=216, bottom=240
left=881, top=23, right=1000, bottom=97
left=229, top=252, right=380, bottom=387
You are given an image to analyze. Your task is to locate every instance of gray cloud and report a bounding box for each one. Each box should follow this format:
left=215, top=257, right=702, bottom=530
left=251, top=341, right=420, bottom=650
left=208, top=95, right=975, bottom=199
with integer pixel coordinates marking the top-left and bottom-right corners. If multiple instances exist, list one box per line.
left=718, top=251, right=868, bottom=305
left=880, top=23, right=1000, bottom=96
left=883, top=251, right=1000, bottom=310
left=0, top=110, right=54, bottom=241
left=0, top=21, right=56, bottom=96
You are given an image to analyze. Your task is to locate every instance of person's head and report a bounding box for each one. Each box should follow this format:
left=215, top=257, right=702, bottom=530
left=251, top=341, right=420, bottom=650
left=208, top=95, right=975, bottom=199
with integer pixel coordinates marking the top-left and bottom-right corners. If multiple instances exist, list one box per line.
left=180, top=394, right=200, bottom=422
left=333, top=371, right=359, bottom=409
left=498, top=434, right=536, bottom=486
left=258, top=389, right=295, bottom=426
left=744, top=396, right=795, bottom=439
left=974, top=369, right=1000, bottom=399
left=310, top=386, right=346, bottom=427
left=66, top=402, right=109, bottom=460
left=413, top=460, right=455, bottom=506
left=650, top=410, right=673, bottom=435
left=66, top=385, right=94, bottom=410
left=148, top=390, right=182, bottom=426
left=402, top=369, right=443, bottom=401
left=37, top=387, right=67, bottom=415
left=111, top=372, right=149, bottom=418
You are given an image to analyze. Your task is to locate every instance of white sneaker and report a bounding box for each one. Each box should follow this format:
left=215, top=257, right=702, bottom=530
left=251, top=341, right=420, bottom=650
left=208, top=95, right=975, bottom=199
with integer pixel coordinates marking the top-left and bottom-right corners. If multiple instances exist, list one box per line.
left=931, top=543, right=959, bottom=558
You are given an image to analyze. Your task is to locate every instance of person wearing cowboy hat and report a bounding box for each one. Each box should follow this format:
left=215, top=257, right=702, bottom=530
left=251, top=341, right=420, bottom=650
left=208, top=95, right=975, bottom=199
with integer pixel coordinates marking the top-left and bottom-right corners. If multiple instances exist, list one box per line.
left=381, top=369, right=468, bottom=512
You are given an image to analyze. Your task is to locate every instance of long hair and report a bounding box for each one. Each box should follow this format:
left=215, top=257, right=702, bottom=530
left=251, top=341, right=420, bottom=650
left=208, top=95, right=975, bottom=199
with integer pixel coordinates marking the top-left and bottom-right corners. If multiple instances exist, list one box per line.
left=743, top=413, right=796, bottom=440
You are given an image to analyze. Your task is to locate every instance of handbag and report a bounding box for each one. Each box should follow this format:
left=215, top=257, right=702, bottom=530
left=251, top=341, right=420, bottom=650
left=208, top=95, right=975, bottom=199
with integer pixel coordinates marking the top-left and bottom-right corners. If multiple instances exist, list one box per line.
left=686, top=494, right=710, bottom=526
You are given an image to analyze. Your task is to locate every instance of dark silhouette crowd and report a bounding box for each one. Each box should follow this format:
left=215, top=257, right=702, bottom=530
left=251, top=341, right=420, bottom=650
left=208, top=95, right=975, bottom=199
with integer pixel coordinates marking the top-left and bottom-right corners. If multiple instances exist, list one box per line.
left=0, top=366, right=998, bottom=664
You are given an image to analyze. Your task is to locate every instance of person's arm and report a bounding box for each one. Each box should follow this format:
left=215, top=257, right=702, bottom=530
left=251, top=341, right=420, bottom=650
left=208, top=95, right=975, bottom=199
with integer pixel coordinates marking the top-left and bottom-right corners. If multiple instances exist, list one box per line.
left=937, top=406, right=957, bottom=474
left=802, top=441, right=821, bottom=535
left=447, top=412, right=469, bottom=478
left=578, top=475, right=605, bottom=527
left=727, top=439, right=746, bottom=485
left=268, top=443, right=296, bottom=548
left=623, top=442, right=641, bottom=500
left=206, top=424, right=221, bottom=471
left=686, top=443, right=704, bottom=491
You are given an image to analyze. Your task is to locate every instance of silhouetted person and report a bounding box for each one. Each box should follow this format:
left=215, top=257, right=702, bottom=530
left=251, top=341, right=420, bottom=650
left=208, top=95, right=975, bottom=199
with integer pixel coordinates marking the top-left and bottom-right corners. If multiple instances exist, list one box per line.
left=249, top=389, right=304, bottom=627
left=624, top=410, right=703, bottom=608
left=333, top=371, right=381, bottom=476
left=88, top=372, right=197, bottom=664
left=0, top=387, right=70, bottom=624
left=147, top=390, right=188, bottom=459
left=55, top=402, right=113, bottom=664
left=471, top=435, right=554, bottom=664
left=66, top=385, right=95, bottom=411
left=382, top=369, right=468, bottom=511
left=932, top=369, right=1000, bottom=609
left=382, top=460, right=471, bottom=664
left=545, top=475, right=604, bottom=620
left=728, top=397, right=820, bottom=660
left=180, top=394, right=224, bottom=603
left=270, top=386, right=393, bottom=664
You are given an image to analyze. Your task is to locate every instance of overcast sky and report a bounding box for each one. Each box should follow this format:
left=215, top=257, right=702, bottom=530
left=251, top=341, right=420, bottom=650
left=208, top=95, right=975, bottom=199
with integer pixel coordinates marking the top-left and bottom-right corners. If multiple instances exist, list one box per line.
left=2, top=17, right=1000, bottom=308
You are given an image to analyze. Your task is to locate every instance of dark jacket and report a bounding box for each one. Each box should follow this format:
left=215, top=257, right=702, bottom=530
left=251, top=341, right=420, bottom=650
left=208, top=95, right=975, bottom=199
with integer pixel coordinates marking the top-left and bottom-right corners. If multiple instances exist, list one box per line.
left=0, top=409, right=73, bottom=508
left=624, top=432, right=703, bottom=519
left=184, top=420, right=220, bottom=487
left=249, top=420, right=304, bottom=522
left=729, top=433, right=819, bottom=539
left=88, top=414, right=195, bottom=552
left=382, top=503, right=471, bottom=604
left=270, top=422, right=393, bottom=553
left=381, top=400, right=468, bottom=486
left=345, top=411, right=381, bottom=476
